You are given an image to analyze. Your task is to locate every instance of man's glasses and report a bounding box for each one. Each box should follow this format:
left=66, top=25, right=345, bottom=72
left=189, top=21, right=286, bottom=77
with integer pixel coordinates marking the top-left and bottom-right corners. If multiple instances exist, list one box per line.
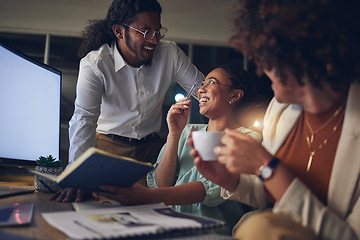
left=122, top=24, right=168, bottom=41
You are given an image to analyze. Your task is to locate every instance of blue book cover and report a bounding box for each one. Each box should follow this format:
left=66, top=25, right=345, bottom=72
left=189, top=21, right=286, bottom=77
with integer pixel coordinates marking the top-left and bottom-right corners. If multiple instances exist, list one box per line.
left=31, top=147, right=153, bottom=192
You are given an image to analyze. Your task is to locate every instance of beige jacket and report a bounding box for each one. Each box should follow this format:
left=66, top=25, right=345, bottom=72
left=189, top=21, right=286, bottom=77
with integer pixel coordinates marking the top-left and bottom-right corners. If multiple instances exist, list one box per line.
left=222, top=82, right=360, bottom=239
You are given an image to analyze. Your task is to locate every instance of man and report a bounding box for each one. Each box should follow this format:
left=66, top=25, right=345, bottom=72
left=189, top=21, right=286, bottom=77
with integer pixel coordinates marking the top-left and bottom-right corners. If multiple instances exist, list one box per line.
left=53, top=0, right=203, bottom=202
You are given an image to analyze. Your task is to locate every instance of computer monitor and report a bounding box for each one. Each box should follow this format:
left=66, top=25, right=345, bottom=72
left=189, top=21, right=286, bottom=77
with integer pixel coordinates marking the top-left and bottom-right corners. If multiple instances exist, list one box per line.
left=0, top=42, right=61, bottom=168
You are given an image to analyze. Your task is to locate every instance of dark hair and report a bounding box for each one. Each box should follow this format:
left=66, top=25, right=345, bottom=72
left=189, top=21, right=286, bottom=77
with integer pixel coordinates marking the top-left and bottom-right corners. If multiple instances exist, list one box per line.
left=77, top=0, right=162, bottom=58
left=218, top=64, right=262, bottom=109
left=229, top=0, right=360, bottom=91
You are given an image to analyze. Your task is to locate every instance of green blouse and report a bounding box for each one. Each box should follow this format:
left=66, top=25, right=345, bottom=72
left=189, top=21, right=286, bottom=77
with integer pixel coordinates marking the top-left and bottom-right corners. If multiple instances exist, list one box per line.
left=147, top=124, right=262, bottom=230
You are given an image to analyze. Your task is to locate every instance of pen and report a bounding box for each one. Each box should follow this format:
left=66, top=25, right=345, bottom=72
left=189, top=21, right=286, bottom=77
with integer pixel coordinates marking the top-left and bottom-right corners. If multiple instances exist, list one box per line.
left=185, top=83, right=197, bottom=100
left=181, top=83, right=197, bottom=113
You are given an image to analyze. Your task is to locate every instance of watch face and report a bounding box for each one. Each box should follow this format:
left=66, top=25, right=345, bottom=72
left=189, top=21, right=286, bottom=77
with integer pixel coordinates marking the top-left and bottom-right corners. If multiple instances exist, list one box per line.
left=261, top=166, right=272, bottom=179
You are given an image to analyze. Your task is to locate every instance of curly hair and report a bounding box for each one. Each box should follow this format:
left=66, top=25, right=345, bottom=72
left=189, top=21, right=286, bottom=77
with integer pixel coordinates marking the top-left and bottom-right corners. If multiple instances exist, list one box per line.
left=228, top=0, right=360, bottom=91
left=77, top=0, right=162, bottom=58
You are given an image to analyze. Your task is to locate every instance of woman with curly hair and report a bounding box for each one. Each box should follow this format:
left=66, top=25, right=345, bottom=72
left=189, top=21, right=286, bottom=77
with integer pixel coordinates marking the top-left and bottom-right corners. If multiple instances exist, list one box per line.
left=190, top=0, right=360, bottom=239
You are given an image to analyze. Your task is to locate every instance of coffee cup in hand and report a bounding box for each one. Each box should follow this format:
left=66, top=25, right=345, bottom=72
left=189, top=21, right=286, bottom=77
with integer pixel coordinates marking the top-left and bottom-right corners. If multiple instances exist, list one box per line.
left=192, top=131, right=224, bottom=161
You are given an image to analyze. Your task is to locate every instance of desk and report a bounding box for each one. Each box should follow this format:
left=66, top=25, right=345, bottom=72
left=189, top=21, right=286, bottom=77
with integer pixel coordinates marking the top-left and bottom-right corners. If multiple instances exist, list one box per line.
left=0, top=188, right=234, bottom=240
left=0, top=188, right=71, bottom=240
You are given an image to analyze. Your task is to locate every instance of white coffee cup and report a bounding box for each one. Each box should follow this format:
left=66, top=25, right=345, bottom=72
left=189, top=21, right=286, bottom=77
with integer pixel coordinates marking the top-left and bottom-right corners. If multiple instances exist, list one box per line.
left=192, top=131, right=225, bottom=161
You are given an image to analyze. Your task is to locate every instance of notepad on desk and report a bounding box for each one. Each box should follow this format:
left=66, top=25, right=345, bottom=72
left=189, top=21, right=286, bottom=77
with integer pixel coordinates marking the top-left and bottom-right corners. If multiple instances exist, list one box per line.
left=30, top=147, right=153, bottom=192
left=72, top=201, right=121, bottom=212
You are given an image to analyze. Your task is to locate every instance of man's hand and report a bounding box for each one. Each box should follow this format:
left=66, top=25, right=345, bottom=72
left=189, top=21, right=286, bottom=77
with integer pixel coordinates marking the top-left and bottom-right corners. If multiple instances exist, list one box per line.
left=49, top=188, right=99, bottom=202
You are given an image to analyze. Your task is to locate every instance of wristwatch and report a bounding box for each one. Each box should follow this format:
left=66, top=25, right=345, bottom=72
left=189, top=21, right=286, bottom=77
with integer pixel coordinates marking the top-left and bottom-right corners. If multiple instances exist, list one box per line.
left=258, top=157, right=280, bottom=181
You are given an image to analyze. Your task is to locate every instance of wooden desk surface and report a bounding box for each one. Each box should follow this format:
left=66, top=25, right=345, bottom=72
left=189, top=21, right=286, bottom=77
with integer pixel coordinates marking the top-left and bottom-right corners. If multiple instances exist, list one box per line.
left=0, top=188, right=72, bottom=240
left=0, top=187, right=233, bottom=240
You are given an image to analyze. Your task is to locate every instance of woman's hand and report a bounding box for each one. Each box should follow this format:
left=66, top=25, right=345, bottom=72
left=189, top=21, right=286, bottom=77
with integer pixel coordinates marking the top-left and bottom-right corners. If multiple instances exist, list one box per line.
left=188, top=131, right=239, bottom=192
left=166, top=98, right=191, bottom=136
left=97, top=183, right=154, bottom=205
left=215, top=128, right=272, bottom=175
left=155, top=98, right=191, bottom=187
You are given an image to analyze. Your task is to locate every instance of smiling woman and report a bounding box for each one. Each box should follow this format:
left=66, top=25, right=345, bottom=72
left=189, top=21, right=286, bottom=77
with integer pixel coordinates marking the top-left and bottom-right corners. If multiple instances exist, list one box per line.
left=96, top=64, right=263, bottom=234
left=198, top=65, right=262, bottom=127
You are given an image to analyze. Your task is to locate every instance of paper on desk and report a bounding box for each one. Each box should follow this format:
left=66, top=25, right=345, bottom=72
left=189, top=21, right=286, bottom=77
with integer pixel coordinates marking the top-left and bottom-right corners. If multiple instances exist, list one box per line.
left=42, top=203, right=223, bottom=239
left=72, top=201, right=121, bottom=211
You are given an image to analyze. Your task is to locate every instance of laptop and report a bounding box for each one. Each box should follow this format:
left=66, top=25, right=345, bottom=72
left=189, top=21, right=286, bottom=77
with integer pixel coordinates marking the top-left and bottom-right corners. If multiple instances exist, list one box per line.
left=0, top=186, right=34, bottom=198
left=0, top=203, right=34, bottom=226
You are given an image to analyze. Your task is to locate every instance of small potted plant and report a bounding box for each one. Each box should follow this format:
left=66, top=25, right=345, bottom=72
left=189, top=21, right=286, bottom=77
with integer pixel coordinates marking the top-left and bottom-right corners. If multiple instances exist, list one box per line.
left=34, top=155, right=63, bottom=193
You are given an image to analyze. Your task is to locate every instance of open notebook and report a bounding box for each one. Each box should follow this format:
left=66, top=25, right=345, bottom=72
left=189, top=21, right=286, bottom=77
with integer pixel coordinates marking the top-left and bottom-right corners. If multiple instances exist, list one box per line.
left=42, top=203, right=225, bottom=239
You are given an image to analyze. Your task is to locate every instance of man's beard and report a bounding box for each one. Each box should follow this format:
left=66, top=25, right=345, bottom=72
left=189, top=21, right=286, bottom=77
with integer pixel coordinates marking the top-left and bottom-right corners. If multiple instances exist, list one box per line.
left=125, top=31, right=152, bottom=67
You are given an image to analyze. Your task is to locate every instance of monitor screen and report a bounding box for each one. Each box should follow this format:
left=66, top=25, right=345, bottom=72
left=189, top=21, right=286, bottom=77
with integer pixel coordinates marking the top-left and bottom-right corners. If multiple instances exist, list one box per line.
left=0, top=42, right=61, bottom=167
